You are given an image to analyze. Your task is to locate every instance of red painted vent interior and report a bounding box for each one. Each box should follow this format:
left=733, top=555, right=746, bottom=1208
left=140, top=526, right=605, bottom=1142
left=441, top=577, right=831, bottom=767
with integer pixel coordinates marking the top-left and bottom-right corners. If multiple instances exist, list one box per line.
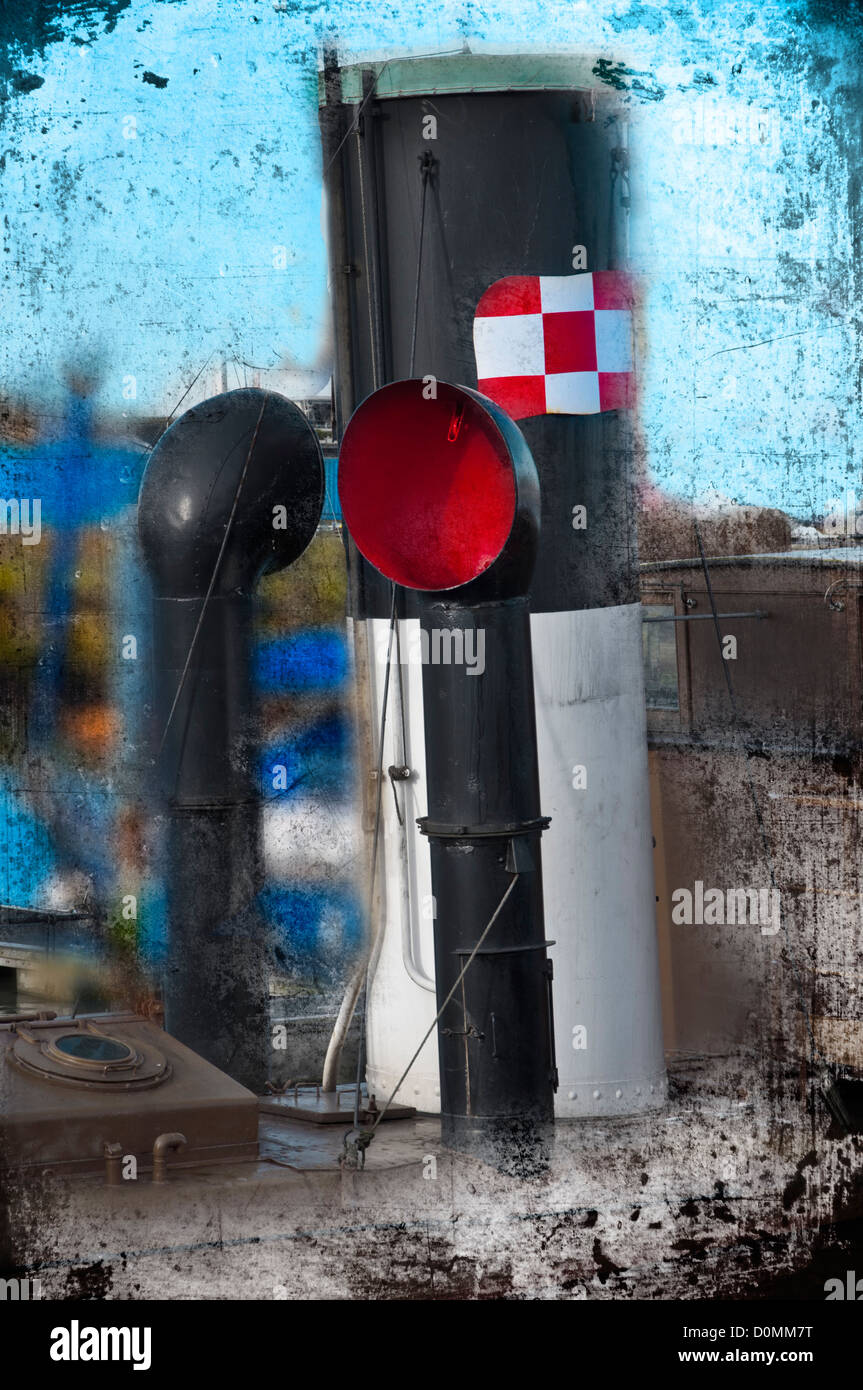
left=338, top=381, right=516, bottom=591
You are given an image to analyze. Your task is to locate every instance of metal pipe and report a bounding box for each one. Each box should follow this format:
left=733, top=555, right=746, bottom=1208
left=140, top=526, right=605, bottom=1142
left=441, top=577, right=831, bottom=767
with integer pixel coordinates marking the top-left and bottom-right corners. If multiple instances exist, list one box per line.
left=417, top=591, right=556, bottom=1170
left=321, top=954, right=367, bottom=1093
left=390, top=625, right=435, bottom=993
left=138, top=388, right=324, bottom=1092
left=321, top=611, right=393, bottom=1094
left=103, top=1142, right=123, bottom=1186
left=152, top=1132, right=186, bottom=1184
left=339, top=379, right=556, bottom=1173
left=320, top=44, right=356, bottom=442
left=642, top=610, right=769, bottom=623
left=400, top=836, right=436, bottom=993
left=0, top=1011, right=57, bottom=1026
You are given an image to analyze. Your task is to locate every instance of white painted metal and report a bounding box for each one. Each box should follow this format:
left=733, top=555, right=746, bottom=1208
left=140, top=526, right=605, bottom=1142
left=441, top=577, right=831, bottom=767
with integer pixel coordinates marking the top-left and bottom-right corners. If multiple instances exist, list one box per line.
left=532, top=603, right=667, bottom=1116
left=363, top=616, right=440, bottom=1113
left=360, top=603, right=667, bottom=1118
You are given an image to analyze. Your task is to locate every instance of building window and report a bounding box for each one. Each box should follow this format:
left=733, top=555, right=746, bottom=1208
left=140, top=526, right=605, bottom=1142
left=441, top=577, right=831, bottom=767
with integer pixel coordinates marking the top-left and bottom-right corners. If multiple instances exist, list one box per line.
left=642, top=605, right=680, bottom=711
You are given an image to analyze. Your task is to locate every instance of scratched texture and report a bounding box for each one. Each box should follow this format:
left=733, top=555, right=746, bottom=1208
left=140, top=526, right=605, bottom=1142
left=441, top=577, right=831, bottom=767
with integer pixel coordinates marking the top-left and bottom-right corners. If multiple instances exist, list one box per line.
left=1, top=0, right=863, bottom=1301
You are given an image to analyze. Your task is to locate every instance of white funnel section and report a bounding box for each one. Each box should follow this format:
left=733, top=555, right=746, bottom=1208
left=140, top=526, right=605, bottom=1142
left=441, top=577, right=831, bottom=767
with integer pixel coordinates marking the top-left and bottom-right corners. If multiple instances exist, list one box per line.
left=361, top=603, right=666, bottom=1118
left=532, top=603, right=667, bottom=1116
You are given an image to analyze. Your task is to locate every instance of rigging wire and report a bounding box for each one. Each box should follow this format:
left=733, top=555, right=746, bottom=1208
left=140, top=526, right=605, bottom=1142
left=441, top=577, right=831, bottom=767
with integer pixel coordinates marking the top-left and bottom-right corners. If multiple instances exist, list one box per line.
left=393, top=605, right=410, bottom=768
left=350, top=582, right=398, bottom=1127
left=162, top=350, right=216, bottom=434
left=158, top=399, right=267, bottom=761
left=322, top=46, right=468, bottom=178
left=369, top=874, right=520, bottom=1134
left=409, top=152, right=433, bottom=377
left=385, top=145, right=433, bottom=821
left=354, top=100, right=380, bottom=393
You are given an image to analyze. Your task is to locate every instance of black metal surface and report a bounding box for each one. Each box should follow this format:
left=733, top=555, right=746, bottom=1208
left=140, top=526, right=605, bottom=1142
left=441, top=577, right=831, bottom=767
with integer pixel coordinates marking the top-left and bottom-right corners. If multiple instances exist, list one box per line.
left=417, top=816, right=551, bottom=838
left=418, top=591, right=556, bottom=1172
left=325, top=79, right=636, bottom=618
left=138, top=388, right=324, bottom=1090
left=823, top=1077, right=863, bottom=1136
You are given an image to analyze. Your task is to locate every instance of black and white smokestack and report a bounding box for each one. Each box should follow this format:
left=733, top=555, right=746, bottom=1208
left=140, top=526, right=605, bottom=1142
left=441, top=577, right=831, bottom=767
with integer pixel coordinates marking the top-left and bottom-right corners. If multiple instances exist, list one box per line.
left=322, top=56, right=666, bottom=1122
left=138, top=388, right=324, bottom=1091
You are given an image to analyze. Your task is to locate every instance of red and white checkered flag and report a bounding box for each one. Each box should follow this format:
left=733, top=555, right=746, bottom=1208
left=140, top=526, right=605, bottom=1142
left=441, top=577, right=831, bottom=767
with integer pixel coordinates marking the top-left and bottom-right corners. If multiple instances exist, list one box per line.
left=473, top=271, right=636, bottom=420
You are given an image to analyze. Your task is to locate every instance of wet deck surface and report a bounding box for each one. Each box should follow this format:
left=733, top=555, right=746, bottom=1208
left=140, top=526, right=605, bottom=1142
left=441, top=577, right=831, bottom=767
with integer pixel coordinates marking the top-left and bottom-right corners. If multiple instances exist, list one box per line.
left=258, top=1112, right=439, bottom=1173
left=7, top=1057, right=862, bottom=1299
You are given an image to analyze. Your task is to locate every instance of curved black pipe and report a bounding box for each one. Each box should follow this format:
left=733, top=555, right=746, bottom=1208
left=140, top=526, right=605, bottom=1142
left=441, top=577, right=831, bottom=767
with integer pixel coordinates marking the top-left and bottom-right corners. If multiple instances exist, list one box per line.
left=339, top=381, right=555, bottom=1172
left=139, top=388, right=324, bottom=1090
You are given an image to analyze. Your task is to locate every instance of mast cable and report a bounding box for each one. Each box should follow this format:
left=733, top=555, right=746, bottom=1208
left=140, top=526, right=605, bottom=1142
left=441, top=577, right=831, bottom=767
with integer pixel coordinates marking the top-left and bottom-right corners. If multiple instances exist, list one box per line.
left=158, top=400, right=267, bottom=765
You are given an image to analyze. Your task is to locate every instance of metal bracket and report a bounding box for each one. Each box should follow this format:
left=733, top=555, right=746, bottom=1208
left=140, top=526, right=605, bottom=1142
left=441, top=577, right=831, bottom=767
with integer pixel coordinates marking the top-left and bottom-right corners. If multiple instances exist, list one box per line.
left=417, top=815, right=550, bottom=839
left=642, top=610, right=768, bottom=623
left=387, top=764, right=411, bottom=826
left=825, top=579, right=848, bottom=612
left=505, top=835, right=533, bottom=874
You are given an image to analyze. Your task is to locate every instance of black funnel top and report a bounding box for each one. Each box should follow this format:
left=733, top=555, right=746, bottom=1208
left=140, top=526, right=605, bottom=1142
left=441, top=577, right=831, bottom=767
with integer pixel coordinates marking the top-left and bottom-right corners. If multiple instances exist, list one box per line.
left=139, top=388, right=325, bottom=600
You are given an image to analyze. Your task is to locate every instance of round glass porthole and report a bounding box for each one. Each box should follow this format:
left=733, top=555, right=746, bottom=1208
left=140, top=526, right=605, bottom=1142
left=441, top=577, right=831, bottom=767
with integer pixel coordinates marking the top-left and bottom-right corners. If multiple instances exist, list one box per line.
left=53, top=1033, right=134, bottom=1064
left=11, top=1023, right=169, bottom=1089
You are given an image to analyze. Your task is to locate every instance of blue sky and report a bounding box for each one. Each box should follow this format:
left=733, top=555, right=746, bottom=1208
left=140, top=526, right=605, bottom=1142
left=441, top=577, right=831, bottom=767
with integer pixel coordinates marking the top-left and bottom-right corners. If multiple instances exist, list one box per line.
left=0, top=0, right=859, bottom=514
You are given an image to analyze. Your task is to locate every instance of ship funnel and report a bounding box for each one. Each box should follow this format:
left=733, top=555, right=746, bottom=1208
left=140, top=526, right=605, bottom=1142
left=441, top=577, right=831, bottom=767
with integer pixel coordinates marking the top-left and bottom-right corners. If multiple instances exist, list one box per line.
left=340, top=378, right=556, bottom=1172
left=139, top=388, right=324, bottom=1090
left=322, top=53, right=667, bottom=1126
